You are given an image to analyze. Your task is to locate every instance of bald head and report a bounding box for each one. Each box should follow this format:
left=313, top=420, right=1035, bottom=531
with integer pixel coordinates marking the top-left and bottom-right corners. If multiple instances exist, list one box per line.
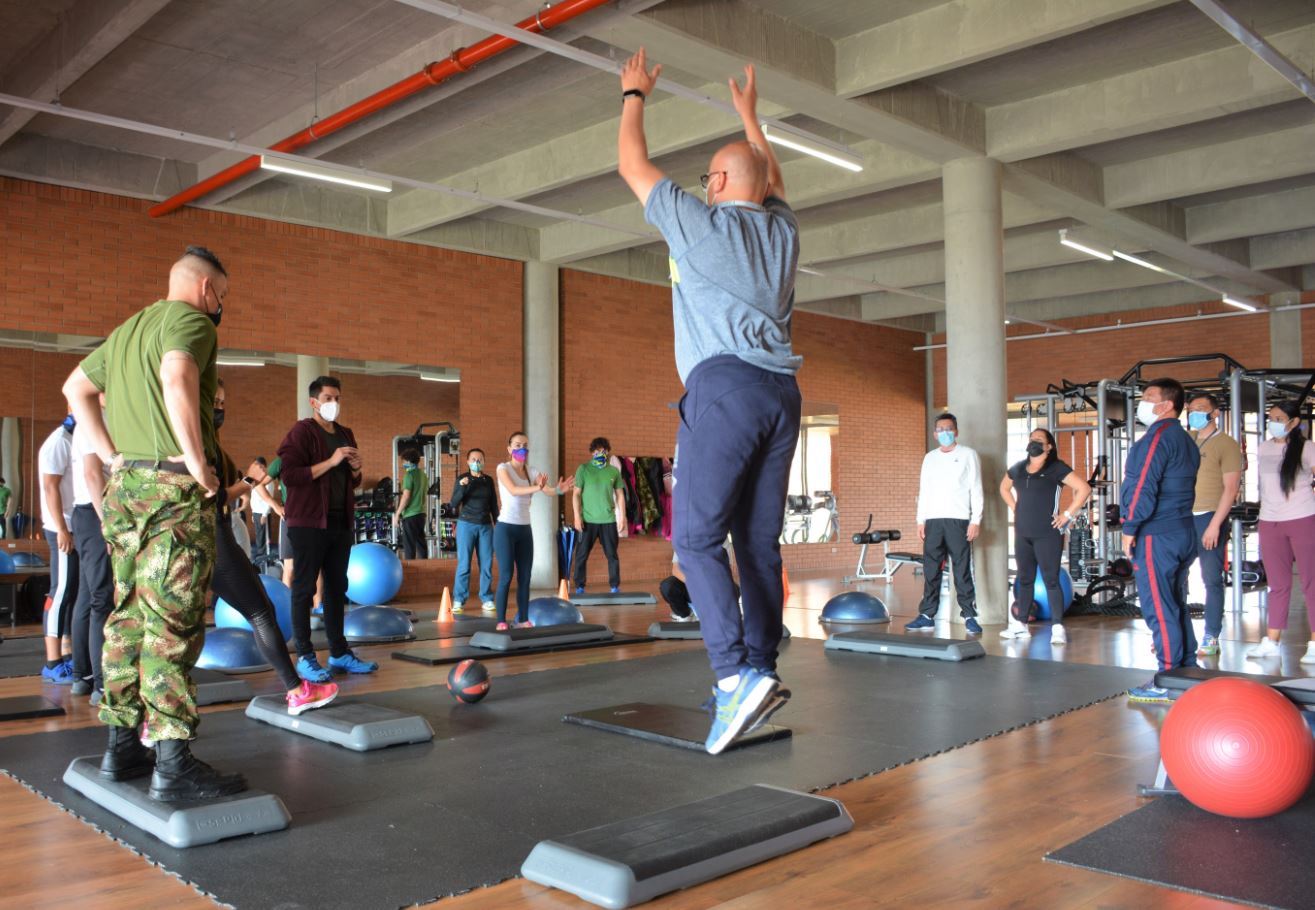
left=706, top=140, right=768, bottom=205
left=167, top=246, right=228, bottom=314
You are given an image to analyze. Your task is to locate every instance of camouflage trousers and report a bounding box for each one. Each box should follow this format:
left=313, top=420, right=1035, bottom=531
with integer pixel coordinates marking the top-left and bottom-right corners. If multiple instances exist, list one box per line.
left=98, top=468, right=216, bottom=740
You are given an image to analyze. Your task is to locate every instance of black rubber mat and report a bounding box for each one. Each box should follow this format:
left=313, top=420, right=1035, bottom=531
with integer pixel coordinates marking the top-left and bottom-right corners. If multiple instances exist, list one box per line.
left=2, top=642, right=1145, bottom=910
left=0, top=635, right=51, bottom=678
left=392, top=631, right=655, bottom=665
left=1047, top=787, right=1315, bottom=910
left=0, top=695, right=64, bottom=721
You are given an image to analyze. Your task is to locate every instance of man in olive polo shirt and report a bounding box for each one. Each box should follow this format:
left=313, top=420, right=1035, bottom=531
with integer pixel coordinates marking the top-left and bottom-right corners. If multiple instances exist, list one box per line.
left=63, top=245, right=246, bottom=802
left=1185, top=392, right=1243, bottom=656
left=394, top=447, right=429, bottom=559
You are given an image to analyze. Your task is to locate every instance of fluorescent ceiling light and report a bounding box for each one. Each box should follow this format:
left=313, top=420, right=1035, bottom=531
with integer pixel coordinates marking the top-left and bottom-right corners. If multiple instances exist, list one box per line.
left=1222, top=295, right=1259, bottom=313
left=761, top=123, right=863, bottom=172
left=259, top=155, right=392, bottom=193
left=1111, top=250, right=1172, bottom=274
left=1058, top=229, right=1113, bottom=261
left=216, top=355, right=266, bottom=367
left=420, top=370, right=460, bottom=383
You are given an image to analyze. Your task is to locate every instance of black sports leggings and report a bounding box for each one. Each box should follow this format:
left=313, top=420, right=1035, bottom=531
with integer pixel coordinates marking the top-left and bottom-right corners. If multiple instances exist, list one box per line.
left=213, top=508, right=301, bottom=690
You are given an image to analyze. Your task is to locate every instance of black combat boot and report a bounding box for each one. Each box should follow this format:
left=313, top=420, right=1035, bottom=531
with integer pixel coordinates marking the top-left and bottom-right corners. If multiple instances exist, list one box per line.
left=147, top=739, right=247, bottom=801
left=98, top=725, right=155, bottom=781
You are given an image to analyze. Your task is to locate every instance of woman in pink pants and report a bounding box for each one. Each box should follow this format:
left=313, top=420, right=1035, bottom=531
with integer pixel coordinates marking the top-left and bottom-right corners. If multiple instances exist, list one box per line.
left=1249, top=400, right=1315, bottom=664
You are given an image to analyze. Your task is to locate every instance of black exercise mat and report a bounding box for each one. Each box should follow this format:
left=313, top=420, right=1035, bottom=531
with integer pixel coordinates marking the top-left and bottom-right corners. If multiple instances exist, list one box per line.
left=393, top=631, right=655, bottom=665
left=0, top=638, right=51, bottom=678
left=3, top=643, right=1145, bottom=910
left=1047, top=787, right=1315, bottom=910
left=0, top=695, right=64, bottom=721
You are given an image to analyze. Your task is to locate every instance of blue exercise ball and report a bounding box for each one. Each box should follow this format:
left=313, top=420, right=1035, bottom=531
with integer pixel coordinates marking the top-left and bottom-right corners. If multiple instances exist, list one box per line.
left=344, top=605, right=415, bottom=642
left=195, top=627, right=271, bottom=674
left=214, top=575, right=294, bottom=641
left=1012, top=568, right=1074, bottom=622
left=821, top=590, right=891, bottom=624
left=0, top=551, right=14, bottom=574
left=346, top=542, right=403, bottom=606
left=10, top=552, right=44, bottom=568
left=528, top=596, right=583, bottom=627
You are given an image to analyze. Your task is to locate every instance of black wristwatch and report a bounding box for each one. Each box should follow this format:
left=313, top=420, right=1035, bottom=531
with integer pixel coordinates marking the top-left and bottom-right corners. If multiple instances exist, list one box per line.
left=242, top=476, right=256, bottom=487
left=622, top=89, right=645, bottom=103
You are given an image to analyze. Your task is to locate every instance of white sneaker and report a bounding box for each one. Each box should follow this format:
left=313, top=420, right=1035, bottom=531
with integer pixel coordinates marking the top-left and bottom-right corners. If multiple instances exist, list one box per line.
left=1301, top=642, right=1315, bottom=665
left=1051, top=623, right=1066, bottom=645
left=999, top=621, right=1030, bottom=639
left=1247, top=637, right=1281, bottom=659
left=481, top=601, right=495, bottom=612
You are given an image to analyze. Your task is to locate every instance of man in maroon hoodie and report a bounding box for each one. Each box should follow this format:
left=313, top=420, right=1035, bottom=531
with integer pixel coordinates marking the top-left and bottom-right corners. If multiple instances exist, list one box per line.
left=278, top=375, right=377, bottom=681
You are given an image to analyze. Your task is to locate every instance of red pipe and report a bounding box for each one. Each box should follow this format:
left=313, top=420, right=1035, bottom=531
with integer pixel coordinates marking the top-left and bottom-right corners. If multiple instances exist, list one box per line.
left=149, top=0, right=615, bottom=217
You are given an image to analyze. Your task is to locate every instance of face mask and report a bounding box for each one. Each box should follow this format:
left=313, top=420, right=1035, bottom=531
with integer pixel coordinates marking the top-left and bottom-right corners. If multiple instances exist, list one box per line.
left=318, top=400, right=339, bottom=422
left=62, top=414, right=76, bottom=432
left=212, top=408, right=225, bottom=430
left=592, top=453, right=607, bottom=466
left=206, top=284, right=223, bottom=328
left=511, top=447, right=528, bottom=463
left=936, top=430, right=955, bottom=447
left=1025, top=441, right=1045, bottom=457
left=469, top=461, right=483, bottom=474
left=1269, top=420, right=1290, bottom=440
left=1136, top=400, right=1161, bottom=427
left=1187, top=412, right=1211, bottom=431
left=402, top=462, right=414, bottom=470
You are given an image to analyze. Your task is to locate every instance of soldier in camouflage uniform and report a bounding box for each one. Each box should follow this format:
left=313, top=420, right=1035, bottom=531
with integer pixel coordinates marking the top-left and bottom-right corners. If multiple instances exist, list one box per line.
left=63, top=246, right=246, bottom=801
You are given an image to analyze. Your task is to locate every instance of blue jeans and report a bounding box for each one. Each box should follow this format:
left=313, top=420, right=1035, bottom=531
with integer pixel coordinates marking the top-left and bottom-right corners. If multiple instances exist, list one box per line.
left=454, top=519, right=494, bottom=604
left=493, top=522, right=533, bottom=624
left=1191, top=511, right=1229, bottom=639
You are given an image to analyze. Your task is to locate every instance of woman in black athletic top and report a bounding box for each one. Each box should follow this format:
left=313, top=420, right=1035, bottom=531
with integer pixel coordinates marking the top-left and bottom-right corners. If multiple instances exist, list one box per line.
left=999, top=428, right=1091, bottom=643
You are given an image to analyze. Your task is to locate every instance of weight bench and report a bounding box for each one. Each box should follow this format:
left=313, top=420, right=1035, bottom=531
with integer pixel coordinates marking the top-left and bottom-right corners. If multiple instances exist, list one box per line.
left=842, top=519, right=919, bottom=583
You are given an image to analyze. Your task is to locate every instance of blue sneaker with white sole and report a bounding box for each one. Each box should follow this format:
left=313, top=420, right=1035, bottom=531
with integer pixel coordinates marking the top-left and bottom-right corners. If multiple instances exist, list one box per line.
left=296, top=655, right=332, bottom=683
left=42, top=660, right=76, bottom=685
left=964, top=617, right=982, bottom=635
left=1127, top=681, right=1172, bottom=704
left=904, top=614, right=935, bottom=631
left=328, top=651, right=379, bottom=674
left=704, top=668, right=779, bottom=755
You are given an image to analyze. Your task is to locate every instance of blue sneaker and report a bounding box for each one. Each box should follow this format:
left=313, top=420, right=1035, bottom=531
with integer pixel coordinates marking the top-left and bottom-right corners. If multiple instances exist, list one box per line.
left=328, top=651, right=379, bottom=674
left=42, top=661, right=76, bottom=685
left=704, top=669, right=779, bottom=755
left=744, top=670, right=792, bottom=734
left=610, top=586, right=620, bottom=594
left=574, top=586, right=586, bottom=595
left=1127, top=681, right=1172, bottom=704
left=1197, top=634, right=1220, bottom=656
left=296, top=655, right=332, bottom=683
left=964, top=617, right=982, bottom=635
left=904, top=614, right=935, bottom=631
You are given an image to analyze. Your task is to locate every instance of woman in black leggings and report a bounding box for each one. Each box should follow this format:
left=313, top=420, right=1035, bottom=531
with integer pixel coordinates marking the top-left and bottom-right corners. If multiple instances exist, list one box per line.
left=213, top=380, right=336, bottom=715
left=493, top=431, right=572, bottom=629
left=998, top=428, right=1091, bottom=644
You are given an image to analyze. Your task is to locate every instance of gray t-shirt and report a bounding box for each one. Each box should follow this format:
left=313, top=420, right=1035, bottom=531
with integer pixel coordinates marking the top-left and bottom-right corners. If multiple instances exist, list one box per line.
left=644, top=177, right=802, bottom=384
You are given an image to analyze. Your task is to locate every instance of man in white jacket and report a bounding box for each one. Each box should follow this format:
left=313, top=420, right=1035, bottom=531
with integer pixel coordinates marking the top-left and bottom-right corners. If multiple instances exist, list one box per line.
left=906, top=413, right=984, bottom=634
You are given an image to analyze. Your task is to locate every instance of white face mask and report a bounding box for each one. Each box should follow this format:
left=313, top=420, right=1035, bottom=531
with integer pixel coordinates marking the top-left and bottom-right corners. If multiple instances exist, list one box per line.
left=1136, top=400, right=1161, bottom=427
left=319, top=400, right=340, bottom=422
left=1269, top=420, right=1290, bottom=440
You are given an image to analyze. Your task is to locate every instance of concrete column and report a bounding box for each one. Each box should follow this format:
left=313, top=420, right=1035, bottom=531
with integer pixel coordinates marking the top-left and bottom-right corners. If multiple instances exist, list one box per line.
left=296, top=355, right=329, bottom=420
left=1269, top=292, right=1303, bottom=368
left=523, top=261, right=561, bottom=589
left=942, top=157, right=1007, bottom=625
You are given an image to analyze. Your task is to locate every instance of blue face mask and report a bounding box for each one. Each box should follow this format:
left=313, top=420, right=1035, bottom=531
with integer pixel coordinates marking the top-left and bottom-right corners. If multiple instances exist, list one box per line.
left=62, top=414, right=76, bottom=432
left=469, top=461, right=483, bottom=474
left=512, top=447, right=528, bottom=463
left=1269, top=420, right=1290, bottom=440
left=402, top=462, right=415, bottom=470
left=936, top=430, right=955, bottom=448
left=592, top=453, right=607, bottom=466
left=1187, top=412, right=1211, bottom=431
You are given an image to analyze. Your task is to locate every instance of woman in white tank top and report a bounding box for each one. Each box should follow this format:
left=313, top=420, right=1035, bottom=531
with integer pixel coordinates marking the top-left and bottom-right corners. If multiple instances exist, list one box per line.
left=493, top=431, right=573, bottom=628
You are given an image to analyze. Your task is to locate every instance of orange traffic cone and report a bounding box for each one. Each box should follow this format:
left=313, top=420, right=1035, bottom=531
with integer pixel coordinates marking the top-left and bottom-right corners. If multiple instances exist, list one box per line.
left=558, top=578, right=570, bottom=601
left=781, top=566, right=791, bottom=605
left=438, top=586, right=453, bottom=623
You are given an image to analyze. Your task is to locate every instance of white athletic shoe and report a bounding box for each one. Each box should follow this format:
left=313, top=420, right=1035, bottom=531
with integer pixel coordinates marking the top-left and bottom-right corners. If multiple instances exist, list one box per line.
left=1301, top=642, right=1315, bottom=665
left=999, top=621, right=1030, bottom=639
left=1050, top=623, right=1066, bottom=645
left=1247, top=637, right=1281, bottom=659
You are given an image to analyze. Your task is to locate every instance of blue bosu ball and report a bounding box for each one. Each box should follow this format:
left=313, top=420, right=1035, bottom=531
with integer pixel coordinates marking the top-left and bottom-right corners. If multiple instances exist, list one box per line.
left=344, top=605, right=415, bottom=642
left=196, top=627, right=271, bottom=674
left=820, top=590, right=891, bottom=624
left=528, top=596, right=584, bottom=627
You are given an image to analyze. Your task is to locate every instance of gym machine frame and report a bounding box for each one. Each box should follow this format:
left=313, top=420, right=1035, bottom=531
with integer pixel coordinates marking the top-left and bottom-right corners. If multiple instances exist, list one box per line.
left=843, top=514, right=917, bottom=583
left=390, top=421, right=460, bottom=559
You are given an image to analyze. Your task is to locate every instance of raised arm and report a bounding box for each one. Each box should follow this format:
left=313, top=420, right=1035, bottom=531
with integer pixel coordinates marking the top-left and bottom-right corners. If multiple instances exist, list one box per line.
left=729, top=65, right=784, bottom=200
left=617, top=48, right=667, bottom=205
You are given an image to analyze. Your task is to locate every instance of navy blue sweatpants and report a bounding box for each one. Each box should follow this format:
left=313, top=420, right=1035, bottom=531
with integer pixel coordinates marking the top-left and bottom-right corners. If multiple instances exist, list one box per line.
left=672, top=355, right=801, bottom=681
left=1133, top=521, right=1197, bottom=672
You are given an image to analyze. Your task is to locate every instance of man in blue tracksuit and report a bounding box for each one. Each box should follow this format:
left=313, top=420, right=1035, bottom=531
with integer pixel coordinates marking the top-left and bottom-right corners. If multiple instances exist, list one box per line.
left=617, top=51, right=799, bottom=754
left=1122, top=377, right=1201, bottom=703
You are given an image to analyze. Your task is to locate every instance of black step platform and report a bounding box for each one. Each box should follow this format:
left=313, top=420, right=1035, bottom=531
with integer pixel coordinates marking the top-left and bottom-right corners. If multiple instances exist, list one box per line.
left=648, top=621, right=702, bottom=640
left=470, top=623, right=613, bottom=652
left=565, top=702, right=791, bottom=752
left=62, top=756, right=289, bottom=848
left=0, top=695, right=64, bottom=721
left=193, top=667, right=253, bottom=706
left=393, top=631, right=654, bottom=666
left=521, top=784, right=852, bottom=908
left=1154, top=666, right=1315, bottom=705
left=570, top=591, right=658, bottom=606
left=245, top=696, right=434, bottom=751
left=824, top=630, right=985, bottom=661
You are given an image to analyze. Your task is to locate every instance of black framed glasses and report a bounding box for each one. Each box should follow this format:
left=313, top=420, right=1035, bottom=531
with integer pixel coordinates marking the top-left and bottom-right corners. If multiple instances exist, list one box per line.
left=699, top=171, right=726, bottom=189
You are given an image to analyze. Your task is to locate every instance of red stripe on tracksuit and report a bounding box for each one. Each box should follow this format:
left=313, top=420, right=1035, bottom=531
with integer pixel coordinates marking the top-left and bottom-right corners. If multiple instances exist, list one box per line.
left=1143, top=535, right=1171, bottom=668
left=1124, top=422, right=1168, bottom=526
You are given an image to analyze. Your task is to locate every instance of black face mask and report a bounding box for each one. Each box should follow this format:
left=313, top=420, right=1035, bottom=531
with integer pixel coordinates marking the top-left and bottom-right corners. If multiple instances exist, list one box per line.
left=1026, top=441, right=1045, bottom=457
left=208, top=299, right=223, bottom=328
left=213, top=407, right=225, bottom=430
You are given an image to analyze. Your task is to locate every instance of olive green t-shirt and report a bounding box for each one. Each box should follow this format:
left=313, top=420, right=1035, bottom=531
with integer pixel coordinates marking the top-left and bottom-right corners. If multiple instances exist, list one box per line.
left=1192, top=430, right=1244, bottom=513
left=0, top=485, right=10, bottom=513
left=266, top=457, right=288, bottom=502
left=80, top=300, right=218, bottom=463
left=573, top=462, right=625, bottom=524
left=401, top=467, right=428, bottom=518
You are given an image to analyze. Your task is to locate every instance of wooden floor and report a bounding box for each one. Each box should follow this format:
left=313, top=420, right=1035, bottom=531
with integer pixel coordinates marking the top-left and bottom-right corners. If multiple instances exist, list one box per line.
left=3, top=569, right=1309, bottom=910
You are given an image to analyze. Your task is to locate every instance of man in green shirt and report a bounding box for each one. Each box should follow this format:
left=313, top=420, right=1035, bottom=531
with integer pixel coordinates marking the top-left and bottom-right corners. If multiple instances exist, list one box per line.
left=393, top=447, right=429, bottom=559
left=63, top=245, right=245, bottom=802
left=571, top=436, right=627, bottom=593
left=0, top=477, right=10, bottom=538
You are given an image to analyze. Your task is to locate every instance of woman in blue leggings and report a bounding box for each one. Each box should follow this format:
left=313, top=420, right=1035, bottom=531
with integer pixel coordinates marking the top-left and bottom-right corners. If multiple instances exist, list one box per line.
left=493, top=431, right=572, bottom=629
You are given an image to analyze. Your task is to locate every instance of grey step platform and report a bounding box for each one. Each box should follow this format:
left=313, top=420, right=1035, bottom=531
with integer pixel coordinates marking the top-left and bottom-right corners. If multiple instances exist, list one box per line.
left=824, top=630, right=985, bottom=662
left=521, top=784, right=851, bottom=909
left=62, top=756, right=289, bottom=848
left=565, top=702, right=790, bottom=752
left=648, top=621, right=702, bottom=640
left=193, top=668, right=253, bottom=706
left=570, top=592, right=658, bottom=606
left=0, top=695, right=64, bottom=721
left=1155, top=666, right=1315, bottom=706
left=470, top=623, right=613, bottom=652
left=244, top=696, right=434, bottom=751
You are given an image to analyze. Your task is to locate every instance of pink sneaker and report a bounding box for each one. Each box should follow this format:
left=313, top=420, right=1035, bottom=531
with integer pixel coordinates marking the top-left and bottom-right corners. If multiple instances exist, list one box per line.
left=496, top=622, right=509, bottom=631
left=515, top=621, right=534, bottom=629
left=286, top=679, right=339, bottom=716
